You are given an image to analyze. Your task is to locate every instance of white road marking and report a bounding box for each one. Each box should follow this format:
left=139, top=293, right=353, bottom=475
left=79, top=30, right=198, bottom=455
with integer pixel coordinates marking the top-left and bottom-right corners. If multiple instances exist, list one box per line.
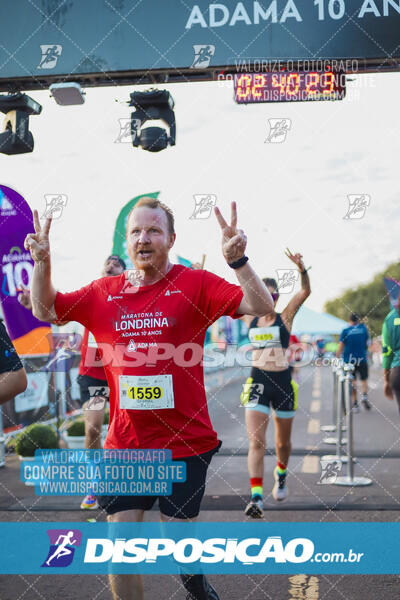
left=307, top=419, right=320, bottom=434
left=310, top=400, right=321, bottom=413
left=301, top=455, right=320, bottom=474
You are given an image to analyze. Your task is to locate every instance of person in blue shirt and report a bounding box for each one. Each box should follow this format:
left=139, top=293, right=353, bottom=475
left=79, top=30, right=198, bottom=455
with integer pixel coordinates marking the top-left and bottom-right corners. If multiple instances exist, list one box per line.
left=336, top=313, right=371, bottom=412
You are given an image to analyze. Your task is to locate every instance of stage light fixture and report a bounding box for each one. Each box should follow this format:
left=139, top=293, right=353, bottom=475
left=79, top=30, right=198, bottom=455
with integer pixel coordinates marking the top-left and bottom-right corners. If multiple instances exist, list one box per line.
left=0, top=92, right=42, bottom=155
left=129, top=89, right=176, bottom=152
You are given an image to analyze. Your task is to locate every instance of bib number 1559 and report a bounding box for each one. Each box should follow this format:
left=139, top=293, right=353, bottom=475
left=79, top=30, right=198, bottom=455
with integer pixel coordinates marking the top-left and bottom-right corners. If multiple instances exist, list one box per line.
left=128, top=386, right=162, bottom=400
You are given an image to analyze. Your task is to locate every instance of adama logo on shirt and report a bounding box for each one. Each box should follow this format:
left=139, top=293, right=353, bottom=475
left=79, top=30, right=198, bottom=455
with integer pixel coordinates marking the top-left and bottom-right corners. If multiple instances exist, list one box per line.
left=107, top=294, right=123, bottom=302
left=127, top=339, right=137, bottom=352
left=165, top=290, right=181, bottom=296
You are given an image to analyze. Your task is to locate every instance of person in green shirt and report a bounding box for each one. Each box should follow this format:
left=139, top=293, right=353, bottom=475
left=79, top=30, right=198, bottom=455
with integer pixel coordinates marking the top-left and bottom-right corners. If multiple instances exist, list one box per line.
left=382, top=299, right=400, bottom=413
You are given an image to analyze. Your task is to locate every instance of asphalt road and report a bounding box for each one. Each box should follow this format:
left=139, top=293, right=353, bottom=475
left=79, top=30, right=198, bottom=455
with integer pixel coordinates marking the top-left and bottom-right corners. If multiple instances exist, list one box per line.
left=0, top=363, right=399, bottom=599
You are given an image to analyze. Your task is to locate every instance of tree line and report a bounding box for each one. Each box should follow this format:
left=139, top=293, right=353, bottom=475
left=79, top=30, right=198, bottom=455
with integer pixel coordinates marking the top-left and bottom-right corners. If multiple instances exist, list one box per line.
left=324, top=260, right=400, bottom=338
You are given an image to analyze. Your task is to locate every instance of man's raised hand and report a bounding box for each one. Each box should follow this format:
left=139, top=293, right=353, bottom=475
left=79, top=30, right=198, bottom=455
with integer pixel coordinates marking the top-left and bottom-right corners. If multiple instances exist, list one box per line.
left=24, top=210, right=52, bottom=263
left=214, top=201, right=247, bottom=264
left=285, top=248, right=305, bottom=272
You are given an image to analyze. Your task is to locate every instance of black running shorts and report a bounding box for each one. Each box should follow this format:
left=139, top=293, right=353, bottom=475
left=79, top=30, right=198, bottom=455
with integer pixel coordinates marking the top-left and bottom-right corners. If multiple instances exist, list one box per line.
left=77, top=374, right=108, bottom=407
left=353, top=361, right=368, bottom=381
left=241, top=367, right=298, bottom=418
left=98, top=442, right=221, bottom=518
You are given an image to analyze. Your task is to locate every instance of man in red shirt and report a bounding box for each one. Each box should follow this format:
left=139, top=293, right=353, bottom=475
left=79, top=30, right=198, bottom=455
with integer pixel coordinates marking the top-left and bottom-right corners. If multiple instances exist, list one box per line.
left=25, top=197, right=273, bottom=600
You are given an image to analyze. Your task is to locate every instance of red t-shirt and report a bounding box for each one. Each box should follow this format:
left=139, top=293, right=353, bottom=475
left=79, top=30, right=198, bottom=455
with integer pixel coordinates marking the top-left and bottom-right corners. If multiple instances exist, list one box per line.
left=55, top=265, right=243, bottom=458
left=78, top=327, right=107, bottom=381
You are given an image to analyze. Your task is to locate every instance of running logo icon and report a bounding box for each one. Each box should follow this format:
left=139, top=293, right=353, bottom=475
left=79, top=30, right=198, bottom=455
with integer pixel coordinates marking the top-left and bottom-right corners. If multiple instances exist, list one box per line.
left=343, top=195, right=370, bottom=220
left=115, top=118, right=141, bottom=143
left=190, top=195, right=217, bottom=220
left=265, top=119, right=291, bottom=143
left=42, top=529, right=82, bottom=567
left=42, top=194, right=67, bottom=219
left=121, top=269, right=145, bottom=293
left=85, top=386, right=109, bottom=411
left=240, top=383, right=264, bottom=407
left=37, top=45, right=62, bottom=69
left=85, top=395, right=107, bottom=411
left=276, top=269, right=299, bottom=294
left=191, top=45, right=215, bottom=68
left=318, top=460, right=342, bottom=484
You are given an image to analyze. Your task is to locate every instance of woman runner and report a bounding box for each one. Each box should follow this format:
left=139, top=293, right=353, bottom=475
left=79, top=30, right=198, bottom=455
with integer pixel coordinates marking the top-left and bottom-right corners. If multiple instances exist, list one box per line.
left=241, top=250, right=311, bottom=517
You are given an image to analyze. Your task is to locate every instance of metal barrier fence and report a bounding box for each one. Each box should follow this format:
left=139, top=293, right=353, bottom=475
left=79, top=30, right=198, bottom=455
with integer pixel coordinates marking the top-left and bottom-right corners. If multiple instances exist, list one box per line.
left=321, top=362, right=372, bottom=487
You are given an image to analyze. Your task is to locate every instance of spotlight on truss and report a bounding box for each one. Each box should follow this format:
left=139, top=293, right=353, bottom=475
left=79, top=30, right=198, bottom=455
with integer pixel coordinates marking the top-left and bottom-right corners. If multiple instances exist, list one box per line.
left=0, top=92, right=42, bottom=155
left=129, top=89, right=176, bottom=153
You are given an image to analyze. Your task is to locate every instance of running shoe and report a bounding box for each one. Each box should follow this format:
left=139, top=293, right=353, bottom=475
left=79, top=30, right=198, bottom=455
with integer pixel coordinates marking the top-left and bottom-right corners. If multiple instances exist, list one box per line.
left=244, top=494, right=264, bottom=518
left=272, top=467, right=288, bottom=501
left=361, top=396, right=372, bottom=411
left=352, top=402, right=360, bottom=413
left=80, top=494, right=99, bottom=510
left=182, top=574, right=220, bottom=600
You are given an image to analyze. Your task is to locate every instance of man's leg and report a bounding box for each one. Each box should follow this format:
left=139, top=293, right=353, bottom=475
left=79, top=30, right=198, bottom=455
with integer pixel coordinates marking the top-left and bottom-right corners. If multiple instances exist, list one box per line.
left=158, top=448, right=220, bottom=599
left=83, top=401, right=105, bottom=450
left=360, top=363, right=371, bottom=410
left=79, top=378, right=107, bottom=509
left=160, top=515, right=219, bottom=599
left=108, top=509, right=145, bottom=600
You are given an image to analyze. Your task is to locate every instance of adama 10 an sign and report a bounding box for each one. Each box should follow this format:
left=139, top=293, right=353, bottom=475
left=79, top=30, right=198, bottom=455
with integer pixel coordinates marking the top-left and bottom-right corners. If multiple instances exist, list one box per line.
left=0, top=0, right=400, bottom=89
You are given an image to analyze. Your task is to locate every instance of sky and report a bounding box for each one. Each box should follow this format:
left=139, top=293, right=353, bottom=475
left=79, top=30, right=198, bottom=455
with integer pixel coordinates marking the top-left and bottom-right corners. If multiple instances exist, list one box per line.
left=2, top=72, right=400, bottom=313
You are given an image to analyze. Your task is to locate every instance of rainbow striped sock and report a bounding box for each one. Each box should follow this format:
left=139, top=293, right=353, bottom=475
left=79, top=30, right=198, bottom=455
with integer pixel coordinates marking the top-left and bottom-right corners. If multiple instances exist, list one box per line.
left=250, top=477, right=263, bottom=498
left=276, top=461, right=287, bottom=476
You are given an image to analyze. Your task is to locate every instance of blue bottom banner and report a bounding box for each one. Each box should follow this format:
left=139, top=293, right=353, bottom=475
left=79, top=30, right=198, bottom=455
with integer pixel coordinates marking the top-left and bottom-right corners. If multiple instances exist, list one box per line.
left=0, top=522, right=398, bottom=574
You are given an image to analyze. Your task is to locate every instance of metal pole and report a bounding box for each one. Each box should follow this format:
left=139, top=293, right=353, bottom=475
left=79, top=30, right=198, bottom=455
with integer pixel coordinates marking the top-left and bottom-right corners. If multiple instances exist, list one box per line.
left=336, top=371, right=344, bottom=460
left=346, top=367, right=354, bottom=481
left=321, top=362, right=338, bottom=432
left=323, top=365, right=347, bottom=447
left=334, top=364, right=372, bottom=487
left=322, top=366, right=350, bottom=463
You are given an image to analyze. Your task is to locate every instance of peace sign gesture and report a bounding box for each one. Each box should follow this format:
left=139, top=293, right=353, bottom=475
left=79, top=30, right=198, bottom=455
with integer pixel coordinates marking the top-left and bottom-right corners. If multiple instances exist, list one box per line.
left=24, top=210, right=52, bottom=263
left=214, top=202, right=247, bottom=264
left=284, top=248, right=305, bottom=272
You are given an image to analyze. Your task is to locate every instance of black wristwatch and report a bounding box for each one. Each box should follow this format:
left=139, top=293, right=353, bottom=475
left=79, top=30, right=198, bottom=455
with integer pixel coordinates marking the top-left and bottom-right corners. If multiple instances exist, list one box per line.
left=228, top=255, right=249, bottom=269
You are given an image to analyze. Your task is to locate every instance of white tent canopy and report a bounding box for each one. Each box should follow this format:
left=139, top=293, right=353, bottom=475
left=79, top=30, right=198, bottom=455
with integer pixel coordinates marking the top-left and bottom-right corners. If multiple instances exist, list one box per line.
left=291, top=306, right=348, bottom=336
